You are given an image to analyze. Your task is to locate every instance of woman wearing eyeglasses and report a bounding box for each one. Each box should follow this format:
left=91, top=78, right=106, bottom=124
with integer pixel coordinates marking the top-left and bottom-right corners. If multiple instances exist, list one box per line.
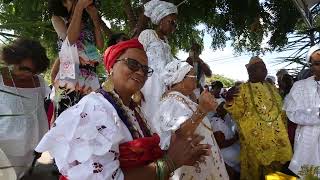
left=48, top=0, right=104, bottom=116
left=153, top=60, right=230, bottom=180
left=138, top=0, right=178, bottom=124
left=35, top=39, right=211, bottom=180
left=0, top=38, right=50, bottom=178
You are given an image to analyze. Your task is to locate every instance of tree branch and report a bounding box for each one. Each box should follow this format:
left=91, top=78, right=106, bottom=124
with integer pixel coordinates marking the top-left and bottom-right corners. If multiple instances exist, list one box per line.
left=130, top=0, right=151, bottom=37
left=123, top=0, right=137, bottom=31
left=99, top=17, right=113, bottom=39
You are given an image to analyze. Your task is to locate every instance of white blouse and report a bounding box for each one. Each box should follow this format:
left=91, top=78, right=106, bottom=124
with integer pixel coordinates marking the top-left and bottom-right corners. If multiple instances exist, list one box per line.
left=138, top=29, right=175, bottom=124
left=35, top=92, right=145, bottom=180
left=153, top=91, right=229, bottom=180
left=0, top=74, right=49, bottom=178
left=284, top=76, right=320, bottom=176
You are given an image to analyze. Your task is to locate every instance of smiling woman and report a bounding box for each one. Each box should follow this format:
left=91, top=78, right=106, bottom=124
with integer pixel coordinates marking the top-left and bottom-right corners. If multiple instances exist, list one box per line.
left=35, top=39, right=211, bottom=180
left=0, top=38, right=50, bottom=179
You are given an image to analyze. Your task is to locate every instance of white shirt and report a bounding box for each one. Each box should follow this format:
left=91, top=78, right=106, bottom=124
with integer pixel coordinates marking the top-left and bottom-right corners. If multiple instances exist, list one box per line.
left=284, top=76, right=320, bottom=176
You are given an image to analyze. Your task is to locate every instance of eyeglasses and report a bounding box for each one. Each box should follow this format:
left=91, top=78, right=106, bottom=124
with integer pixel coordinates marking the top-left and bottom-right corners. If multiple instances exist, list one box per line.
left=310, top=61, right=320, bottom=67
left=116, top=58, right=154, bottom=77
left=185, top=75, right=197, bottom=79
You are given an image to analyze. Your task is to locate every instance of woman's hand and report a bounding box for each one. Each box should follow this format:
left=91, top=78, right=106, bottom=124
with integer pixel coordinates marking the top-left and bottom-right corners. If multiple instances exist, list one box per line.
left=77, top=0, right=94, bottom=9
left=166, top=133, right=211, bottom=169
left=86, top=5, right=99, bottom=21
left=225, top=86, right=240, bottom=103
left=198, top=89, right=218, bottom=113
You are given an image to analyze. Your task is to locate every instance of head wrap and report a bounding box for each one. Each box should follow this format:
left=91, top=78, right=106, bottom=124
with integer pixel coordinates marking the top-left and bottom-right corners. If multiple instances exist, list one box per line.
left=306, top=44, right=320, bottom=62
left=103, top=39, right=144, bottom=72
left=246, top=56, right=264, bottom=69
left=144, top=0, right=178, bottom=25
left=266, top=75, right=276, bottom=83
left=161, top=60, right=193, bottom=87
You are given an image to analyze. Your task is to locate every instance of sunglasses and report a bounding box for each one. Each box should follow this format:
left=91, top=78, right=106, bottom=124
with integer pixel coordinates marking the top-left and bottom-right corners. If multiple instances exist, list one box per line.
left=116, top=58, right=154, bottom=77
left=310, top=61, right=320, bottom=67
left=185, top=75, right=197, bottom=79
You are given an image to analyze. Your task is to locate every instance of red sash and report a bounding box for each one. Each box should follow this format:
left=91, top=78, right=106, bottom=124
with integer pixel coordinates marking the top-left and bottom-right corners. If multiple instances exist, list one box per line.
left=60, top=134, right=163, bottom=179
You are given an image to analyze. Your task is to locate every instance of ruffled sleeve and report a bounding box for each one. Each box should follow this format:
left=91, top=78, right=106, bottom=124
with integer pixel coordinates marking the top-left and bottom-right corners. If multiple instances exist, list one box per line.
left=35, top=92, right=130, bottom=180
left=154, top=97, right=193, bottom=150
left=284, top=79, right=320, bottom=126
left=224, top=84, right=246, bottom=121
left=138, top=29, right=158, bottom=51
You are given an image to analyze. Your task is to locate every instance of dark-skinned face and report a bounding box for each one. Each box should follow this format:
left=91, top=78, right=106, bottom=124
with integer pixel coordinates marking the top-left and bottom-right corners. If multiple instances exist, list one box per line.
left=310, top=50, right=320, bottom=79
left=247, top=61, right=268, bottom=83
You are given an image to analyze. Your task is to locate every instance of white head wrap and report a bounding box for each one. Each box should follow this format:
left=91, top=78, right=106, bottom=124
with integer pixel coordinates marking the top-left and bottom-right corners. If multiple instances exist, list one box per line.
left=161, top=60, right=193, bottom=87
left=144, top=0, right=178, bottom=25
left=306, top=44, right=320, bottom=62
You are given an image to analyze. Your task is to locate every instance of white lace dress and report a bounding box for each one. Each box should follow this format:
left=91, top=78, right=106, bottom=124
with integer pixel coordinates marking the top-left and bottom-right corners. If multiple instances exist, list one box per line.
left=154, top=91, right=229, bottom=180
left=35, top=92, right=146, bottom=180
left=138, top=29, right=175, bottom=122
left=0, top=74, right=49, bottom=178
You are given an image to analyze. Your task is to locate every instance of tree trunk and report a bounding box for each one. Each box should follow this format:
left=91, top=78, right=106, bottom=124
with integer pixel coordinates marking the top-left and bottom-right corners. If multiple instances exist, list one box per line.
left=131, top=0, right=152, bottom=38
left=123, top=0, right=137, bottom=31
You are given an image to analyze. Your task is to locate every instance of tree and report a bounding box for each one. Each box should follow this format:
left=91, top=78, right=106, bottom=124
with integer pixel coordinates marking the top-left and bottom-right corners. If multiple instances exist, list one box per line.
left=0, top=0, right=302, bottom=56
left=206, top=74, right=235, bottom=88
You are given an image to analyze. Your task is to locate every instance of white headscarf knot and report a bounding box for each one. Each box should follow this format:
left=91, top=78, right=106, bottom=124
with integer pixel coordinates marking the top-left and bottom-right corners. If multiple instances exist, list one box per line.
left=144, top=0, right=178, bottom=25
left=161, top=60, right=193, bottom=87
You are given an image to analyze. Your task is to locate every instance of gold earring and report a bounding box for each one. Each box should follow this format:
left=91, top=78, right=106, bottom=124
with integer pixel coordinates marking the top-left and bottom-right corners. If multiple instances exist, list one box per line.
left=132, top=91, right=142, bottom=104
left=102, top=71, right=114, bottom=92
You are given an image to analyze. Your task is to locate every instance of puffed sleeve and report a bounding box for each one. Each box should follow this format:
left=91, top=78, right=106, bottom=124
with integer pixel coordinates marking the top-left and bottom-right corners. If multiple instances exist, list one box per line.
left=284, top=81, right=320, bottom=126
left=154, top=98, right=192, bottom=150
left=138, top=29, right=158, bottom=51
left=224, top=84, right=247, bottom=121
left=35, top=93, right=130, bottom=180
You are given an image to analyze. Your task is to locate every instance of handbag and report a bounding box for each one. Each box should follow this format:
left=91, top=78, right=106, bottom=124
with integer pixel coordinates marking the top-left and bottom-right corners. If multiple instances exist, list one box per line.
left=58, top=38, right=79, bottom=80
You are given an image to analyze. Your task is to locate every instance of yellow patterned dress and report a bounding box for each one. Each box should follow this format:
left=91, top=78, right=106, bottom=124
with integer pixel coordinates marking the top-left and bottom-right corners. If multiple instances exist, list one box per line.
left=225, top=82, right=292, bottom=180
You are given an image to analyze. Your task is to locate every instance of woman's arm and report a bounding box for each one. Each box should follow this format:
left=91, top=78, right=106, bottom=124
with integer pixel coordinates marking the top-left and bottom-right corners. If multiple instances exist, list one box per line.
left=50, top=58, right=60, bottom=84
left=67, top=0, right=93, bottom=44
left=86, top=6, right=104, bottom=49
left=124, top=163, right=157, bottom=180
left=176, top=108, right=207, bottom=137
left=213, top=131, right=238, bottom=148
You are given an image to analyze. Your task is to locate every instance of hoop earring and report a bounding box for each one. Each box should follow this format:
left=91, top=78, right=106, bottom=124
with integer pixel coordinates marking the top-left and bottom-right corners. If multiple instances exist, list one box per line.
left=102, top=70, right=114, bottom=92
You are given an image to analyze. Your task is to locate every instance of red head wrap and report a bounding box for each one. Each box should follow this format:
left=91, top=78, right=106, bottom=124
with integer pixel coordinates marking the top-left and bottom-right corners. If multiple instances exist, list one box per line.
left=103, top=38, right=144, bottom=72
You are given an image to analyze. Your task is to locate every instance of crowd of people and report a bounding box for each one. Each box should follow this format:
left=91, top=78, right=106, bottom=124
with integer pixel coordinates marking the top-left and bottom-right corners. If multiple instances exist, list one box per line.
left=1, top=0, right=320, bottom=180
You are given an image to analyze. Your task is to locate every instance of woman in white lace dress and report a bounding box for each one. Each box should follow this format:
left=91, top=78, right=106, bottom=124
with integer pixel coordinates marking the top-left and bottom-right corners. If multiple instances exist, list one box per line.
left=138, top=0, right=178, bottom=121
left=35, top=39, right=211, bottom=180
left=0, top=39, right=50, bottom=178
left=154, top=60, right=230, bottom=180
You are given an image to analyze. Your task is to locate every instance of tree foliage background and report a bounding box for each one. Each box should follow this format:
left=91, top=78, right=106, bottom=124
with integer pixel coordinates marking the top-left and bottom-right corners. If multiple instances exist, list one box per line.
left=0, top=0, right=308, bottom=81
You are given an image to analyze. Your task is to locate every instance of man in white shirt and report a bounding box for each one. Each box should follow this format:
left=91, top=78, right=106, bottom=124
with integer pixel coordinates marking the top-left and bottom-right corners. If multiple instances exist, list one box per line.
left=284, top=44, right=320, bottom=176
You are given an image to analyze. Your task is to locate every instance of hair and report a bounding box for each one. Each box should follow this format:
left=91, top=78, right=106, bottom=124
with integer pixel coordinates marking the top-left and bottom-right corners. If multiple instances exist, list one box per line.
left=190, top=43, right=202, bottom=53
left=48, top=0, right=69, bottom=18
left=107, top=33, right=129, bottom=47
left=211, top=81, right=223, bottom=89
left=1, top=38, right=50, bottom=73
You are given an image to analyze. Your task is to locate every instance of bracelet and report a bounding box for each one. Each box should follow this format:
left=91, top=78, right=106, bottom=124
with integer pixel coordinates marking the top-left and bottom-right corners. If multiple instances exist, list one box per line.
left=191, top=108, right=206, bottom=124
left=155, top=159, right=167, bottom=180
left=163, top=154, right=176, bottom=173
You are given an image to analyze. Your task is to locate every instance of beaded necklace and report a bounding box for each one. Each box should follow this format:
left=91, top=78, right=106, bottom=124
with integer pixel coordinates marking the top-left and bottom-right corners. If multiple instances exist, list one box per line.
left=98, top=88, right=151, bottom=139
left=247, top=82, right=281, bottom=122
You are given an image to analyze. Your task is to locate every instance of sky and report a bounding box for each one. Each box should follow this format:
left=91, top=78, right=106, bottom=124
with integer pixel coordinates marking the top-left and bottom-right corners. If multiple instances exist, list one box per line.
left=177, top=32, right=302, bottom=81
